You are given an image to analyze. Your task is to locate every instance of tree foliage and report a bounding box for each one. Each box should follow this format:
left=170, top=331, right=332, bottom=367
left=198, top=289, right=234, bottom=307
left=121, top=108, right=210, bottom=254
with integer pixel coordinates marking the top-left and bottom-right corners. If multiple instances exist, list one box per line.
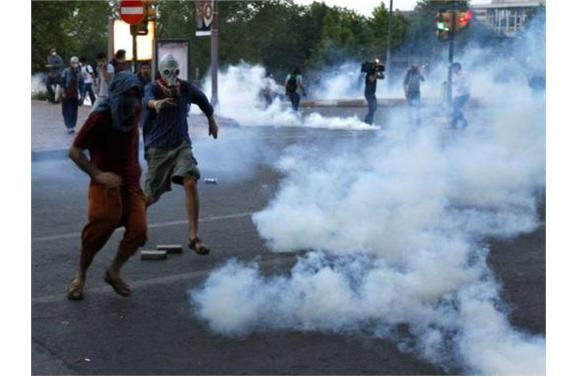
left=31, top=1, right=114, bottom=73
left=33, top=0, right=516, bottom=77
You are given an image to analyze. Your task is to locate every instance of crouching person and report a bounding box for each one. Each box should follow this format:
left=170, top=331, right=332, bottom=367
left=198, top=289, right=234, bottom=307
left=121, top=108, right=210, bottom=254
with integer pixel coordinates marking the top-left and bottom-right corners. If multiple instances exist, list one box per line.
left=67, top=72, right=146, bottom=300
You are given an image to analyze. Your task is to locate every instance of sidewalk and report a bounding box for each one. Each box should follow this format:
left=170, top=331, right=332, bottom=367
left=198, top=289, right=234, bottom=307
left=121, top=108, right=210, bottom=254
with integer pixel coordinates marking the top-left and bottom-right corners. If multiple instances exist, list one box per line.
left=31, top=100, right=239, bottom=160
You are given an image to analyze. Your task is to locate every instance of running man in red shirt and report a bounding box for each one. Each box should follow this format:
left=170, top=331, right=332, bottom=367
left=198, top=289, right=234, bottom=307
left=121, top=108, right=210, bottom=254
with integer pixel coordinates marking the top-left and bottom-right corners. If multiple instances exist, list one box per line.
left=67, top=72, right=145, bottom=300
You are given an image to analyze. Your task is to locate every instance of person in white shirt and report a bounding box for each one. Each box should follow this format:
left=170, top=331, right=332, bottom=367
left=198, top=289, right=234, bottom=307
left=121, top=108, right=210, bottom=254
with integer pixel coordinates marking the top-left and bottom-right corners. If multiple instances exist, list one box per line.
left=92, top=52, right=115, bottom=111
left=79, top=57, right=96, bottom=106
left=450, top=62, right=471, bottom=129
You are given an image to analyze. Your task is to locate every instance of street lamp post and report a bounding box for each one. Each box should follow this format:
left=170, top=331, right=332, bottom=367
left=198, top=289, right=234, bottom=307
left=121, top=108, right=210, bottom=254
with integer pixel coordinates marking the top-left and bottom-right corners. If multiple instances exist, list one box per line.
left=210, top=0, right=219, bottom=106
left=447, top=0, right=458, bottom=109
left=385, top=0, right=393, bottom=81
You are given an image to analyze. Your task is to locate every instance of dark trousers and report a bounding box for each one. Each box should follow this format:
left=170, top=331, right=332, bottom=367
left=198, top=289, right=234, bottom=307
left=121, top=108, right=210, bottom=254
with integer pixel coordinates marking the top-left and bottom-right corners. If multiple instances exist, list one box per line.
left=364, top=93, right=377, bottom=124
left=288, top=92, right=300, bottom=111
left=81, top=83, right=96, bottom=105
left=407, top=92, right=421, bottom=125
left=451, top=94, right=470, bottom=129
left=45, top=76, right=59, bottom=103
left=62, top=98, right=79, bottom=130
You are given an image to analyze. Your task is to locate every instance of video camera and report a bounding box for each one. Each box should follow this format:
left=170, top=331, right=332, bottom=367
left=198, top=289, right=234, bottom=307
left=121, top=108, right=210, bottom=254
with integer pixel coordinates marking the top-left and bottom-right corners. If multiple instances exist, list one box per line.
left=361, top=61, right=385, bottom=74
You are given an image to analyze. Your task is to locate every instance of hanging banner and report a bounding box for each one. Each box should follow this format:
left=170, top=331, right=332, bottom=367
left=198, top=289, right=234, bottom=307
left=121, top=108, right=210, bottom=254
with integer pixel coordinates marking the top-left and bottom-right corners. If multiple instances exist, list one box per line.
left=195, top=0, right=214, bottom=36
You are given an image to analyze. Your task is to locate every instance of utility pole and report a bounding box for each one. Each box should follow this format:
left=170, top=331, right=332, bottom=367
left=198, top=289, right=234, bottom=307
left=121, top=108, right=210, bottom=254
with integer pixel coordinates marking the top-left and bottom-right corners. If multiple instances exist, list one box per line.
left=131, top=29, right=138, bottom=73
left=446, top=0, right=458, bottom=108
left=210, top=0, right=219, bottom=106
left=385, top=0, right=393, bottom=81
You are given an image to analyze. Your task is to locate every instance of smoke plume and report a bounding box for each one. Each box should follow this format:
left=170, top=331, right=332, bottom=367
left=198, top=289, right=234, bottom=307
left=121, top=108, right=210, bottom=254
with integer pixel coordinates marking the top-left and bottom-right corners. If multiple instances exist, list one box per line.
left=200, top=63, right=379, bottom=130
left=191, top=14, right=546, bottom=375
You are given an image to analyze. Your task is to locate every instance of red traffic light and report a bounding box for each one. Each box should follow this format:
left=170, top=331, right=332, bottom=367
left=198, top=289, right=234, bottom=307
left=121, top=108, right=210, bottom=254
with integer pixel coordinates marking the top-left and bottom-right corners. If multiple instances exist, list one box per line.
left=457, top=10, right=473, bottom=29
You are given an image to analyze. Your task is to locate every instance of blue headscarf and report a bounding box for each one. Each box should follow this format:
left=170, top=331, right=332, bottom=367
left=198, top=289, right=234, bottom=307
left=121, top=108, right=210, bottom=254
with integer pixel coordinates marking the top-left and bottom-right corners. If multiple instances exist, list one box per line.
left=93, top=72, right=143, bottom=132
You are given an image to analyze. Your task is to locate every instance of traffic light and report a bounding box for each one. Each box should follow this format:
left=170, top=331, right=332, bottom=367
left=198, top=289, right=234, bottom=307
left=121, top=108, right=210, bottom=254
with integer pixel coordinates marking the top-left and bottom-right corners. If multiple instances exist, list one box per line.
left=456, top=10, right=473, bottom=31
left=436, top=9, right=472, bottom=39
left=131, top=20, right=148, bottom=36
left=130, top=1, right=157, bottom=36
left=436, top=10, right=452, bottom=40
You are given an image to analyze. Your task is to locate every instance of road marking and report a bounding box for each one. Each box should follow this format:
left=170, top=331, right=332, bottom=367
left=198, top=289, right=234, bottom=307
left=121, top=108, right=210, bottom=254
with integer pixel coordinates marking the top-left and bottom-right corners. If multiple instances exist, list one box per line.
left=31, top=254, right=297, bottom=305
left=31, top=211, right=254, bottom=243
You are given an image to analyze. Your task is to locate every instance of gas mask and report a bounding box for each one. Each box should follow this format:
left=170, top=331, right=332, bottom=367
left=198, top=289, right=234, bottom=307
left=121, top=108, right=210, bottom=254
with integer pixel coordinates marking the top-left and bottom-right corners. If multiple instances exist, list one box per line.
left=158, top=54, right=180, bottom=97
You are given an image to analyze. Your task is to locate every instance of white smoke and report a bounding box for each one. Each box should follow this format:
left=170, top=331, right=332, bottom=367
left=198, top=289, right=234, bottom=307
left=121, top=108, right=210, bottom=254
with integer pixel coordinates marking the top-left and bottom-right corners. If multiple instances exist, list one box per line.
left=31, top=73, right=47, bottom=95
left=200, top=62, right=379, bottom=130
left=191, top=19, right=546, bottom=376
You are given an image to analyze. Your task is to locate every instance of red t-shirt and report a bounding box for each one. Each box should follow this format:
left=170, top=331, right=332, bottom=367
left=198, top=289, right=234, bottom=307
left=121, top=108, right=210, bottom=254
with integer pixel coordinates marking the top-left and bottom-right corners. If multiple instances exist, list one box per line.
left=73, top=111, right=141, bottom=188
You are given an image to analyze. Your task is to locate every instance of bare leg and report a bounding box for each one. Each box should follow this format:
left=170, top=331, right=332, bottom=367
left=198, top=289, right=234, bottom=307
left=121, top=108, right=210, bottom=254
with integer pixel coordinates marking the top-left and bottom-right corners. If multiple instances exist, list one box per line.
left=106, top=188, right=147, bottom=296
left=183, top=178, right=200, bottom=240
left=69, top=221, right=117, bottom=300
left=68, top=186, right=121, bottom=300
left=184, top=178, right=210, bottom=254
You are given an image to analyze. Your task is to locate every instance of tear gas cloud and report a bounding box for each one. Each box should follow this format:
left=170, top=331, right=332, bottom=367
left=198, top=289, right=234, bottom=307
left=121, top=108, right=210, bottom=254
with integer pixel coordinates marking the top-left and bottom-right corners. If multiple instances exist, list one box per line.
left=31, top=73, right=46, bottom=95
left=191, top=15, right=546, bottom=376
left=199, top=63, right=379, bottom=130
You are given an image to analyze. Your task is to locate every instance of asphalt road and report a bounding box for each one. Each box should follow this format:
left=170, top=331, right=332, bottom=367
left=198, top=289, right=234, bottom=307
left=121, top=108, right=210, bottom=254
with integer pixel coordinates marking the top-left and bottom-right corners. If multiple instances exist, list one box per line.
left=31, top=121, right=545, bottom=375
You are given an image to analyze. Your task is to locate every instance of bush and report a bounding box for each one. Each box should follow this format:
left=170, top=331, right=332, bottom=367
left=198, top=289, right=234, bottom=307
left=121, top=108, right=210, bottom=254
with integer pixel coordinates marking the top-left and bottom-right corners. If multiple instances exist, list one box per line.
left=32, top=91, right=50, bottom=101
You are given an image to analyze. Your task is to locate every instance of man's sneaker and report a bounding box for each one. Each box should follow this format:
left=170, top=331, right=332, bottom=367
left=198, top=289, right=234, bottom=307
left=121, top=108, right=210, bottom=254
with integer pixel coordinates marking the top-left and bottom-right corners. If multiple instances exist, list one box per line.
left=67, top=128, right=75, bottom=135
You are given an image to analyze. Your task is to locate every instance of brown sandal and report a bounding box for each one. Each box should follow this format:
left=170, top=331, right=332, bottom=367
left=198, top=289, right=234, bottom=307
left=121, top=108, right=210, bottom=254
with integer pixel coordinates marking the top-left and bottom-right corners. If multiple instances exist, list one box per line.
left=67, top=277, right=84, bottom=301
left=189, top=237, right=210, bottom=255
left=104, top=269, right=132, bottom=297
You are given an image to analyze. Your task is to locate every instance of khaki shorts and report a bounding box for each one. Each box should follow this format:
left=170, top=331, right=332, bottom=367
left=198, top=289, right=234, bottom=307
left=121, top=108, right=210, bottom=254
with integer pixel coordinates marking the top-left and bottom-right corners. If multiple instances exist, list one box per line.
left=144, top=141, right=201, bottom=203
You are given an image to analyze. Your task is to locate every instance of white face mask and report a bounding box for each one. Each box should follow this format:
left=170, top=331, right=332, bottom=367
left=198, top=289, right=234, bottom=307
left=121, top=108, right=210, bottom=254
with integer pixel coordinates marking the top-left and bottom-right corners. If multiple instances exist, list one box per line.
left=52, top=51, right=56, bottom=56
left=159, top=54, right=180, bottom=87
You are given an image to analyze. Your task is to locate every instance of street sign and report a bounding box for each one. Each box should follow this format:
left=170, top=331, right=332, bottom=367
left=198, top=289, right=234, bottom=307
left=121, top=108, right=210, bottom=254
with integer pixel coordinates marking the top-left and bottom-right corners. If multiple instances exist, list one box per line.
left=119, top=0, right=145, bottom=25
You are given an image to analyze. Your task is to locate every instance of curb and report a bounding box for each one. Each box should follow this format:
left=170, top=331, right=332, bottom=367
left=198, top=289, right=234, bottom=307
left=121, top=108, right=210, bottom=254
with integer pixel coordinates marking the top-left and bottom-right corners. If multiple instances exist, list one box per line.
left=300, top=97, right=480, bottom=108
left=32, top=149, right=69, bottom=162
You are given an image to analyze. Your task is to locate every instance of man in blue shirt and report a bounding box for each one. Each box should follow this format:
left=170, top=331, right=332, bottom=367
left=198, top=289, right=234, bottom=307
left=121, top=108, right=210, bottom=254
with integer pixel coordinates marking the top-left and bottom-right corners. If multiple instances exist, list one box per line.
left=141, top=54, right=219, bottom=255
left=60, top=56, right=84, bottom=134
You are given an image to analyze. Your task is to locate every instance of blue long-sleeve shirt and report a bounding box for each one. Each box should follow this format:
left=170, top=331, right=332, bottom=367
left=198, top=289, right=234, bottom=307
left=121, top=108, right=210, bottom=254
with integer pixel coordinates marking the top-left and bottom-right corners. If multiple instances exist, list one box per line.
left=60, top=67, right=84, bottom=99
left=141, top=79, right=214, bottom=149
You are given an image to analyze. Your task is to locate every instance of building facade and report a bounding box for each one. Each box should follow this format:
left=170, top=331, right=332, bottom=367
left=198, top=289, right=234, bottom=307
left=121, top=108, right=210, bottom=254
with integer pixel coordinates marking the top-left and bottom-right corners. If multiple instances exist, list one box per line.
left=472, top=0, right=546, bottom=37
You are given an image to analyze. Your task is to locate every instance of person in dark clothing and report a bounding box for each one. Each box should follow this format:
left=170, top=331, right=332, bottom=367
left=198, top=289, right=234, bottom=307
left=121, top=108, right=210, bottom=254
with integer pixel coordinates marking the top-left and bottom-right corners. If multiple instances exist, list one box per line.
left=60, top=56, right=84, bottom=134
left=67, top=72, right=145, bottom=300
left=45, top=47, right=63, bottom=103
left=111, top=49, right=127, bottom=74
left=364, top=59, right=384, bottom=125
left=403, top=64, right=425, bottom=125
left=140, top=54, right=219, bottom=255
left=137, top=62, right=152, bottom=87
left=285, top=67, right=306, bottom=111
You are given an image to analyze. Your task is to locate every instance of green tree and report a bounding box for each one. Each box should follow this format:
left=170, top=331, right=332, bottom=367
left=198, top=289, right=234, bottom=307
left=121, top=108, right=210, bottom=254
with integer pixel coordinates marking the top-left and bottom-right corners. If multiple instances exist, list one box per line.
left=368, top=2, right=410, bottom=60
left=31, top=1, right=114, bottom=73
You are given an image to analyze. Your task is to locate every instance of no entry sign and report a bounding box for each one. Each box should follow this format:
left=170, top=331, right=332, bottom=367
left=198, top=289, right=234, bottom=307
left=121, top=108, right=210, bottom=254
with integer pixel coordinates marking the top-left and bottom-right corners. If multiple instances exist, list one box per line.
left=119, top=0, right=145, bottom=25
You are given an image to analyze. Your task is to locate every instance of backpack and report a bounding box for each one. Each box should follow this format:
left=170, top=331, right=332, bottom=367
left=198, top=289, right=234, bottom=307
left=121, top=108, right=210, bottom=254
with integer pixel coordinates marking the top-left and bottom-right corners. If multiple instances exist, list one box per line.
left=286, top=75, right=298, bottom=94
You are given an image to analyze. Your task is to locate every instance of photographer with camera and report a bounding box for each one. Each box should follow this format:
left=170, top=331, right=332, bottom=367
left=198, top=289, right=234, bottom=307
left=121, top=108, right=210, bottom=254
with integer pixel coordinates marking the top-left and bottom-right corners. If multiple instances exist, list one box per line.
left=362, top=59, right=384, bottom=125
